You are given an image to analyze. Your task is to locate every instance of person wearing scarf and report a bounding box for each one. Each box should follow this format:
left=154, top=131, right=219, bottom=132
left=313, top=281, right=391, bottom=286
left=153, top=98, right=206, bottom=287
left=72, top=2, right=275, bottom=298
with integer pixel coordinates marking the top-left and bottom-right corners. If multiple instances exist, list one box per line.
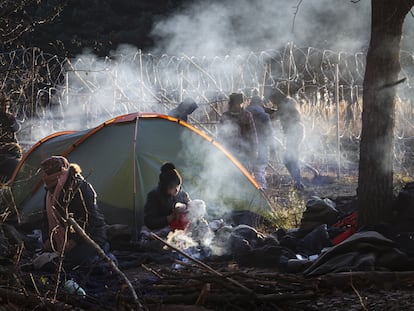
left=40, top=156, right=108, bottom=268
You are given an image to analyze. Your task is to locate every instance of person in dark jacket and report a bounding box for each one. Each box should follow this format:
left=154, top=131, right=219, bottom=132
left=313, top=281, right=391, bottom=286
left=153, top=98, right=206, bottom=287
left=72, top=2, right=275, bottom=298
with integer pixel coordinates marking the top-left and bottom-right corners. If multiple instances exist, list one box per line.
left=168, top=97, right=199, bottom=122
left=0, top=142, right=22, bottom=183
left=143, top=162, right=191, bottom=235
left=246, top=90, right=274, bottom=189
left=219, top=93, right=258, bottom=169
left=40, top=156, right=109, bottom=268
left=0, top=92, right=20, bottom=144
left=270, top=89, right=305, bottom=190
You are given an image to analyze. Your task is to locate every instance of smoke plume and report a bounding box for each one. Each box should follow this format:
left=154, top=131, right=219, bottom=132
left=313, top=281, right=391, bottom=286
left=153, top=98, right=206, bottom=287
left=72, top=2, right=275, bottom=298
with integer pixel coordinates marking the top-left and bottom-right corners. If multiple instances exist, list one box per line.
left=21, top=0, right=414, bottom=206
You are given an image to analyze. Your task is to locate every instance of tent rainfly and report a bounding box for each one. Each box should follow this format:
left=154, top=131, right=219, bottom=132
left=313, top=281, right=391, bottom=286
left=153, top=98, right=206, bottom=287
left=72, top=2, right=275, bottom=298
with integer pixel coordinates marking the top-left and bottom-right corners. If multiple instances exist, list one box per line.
left=8, top=113, right=275, bottom=233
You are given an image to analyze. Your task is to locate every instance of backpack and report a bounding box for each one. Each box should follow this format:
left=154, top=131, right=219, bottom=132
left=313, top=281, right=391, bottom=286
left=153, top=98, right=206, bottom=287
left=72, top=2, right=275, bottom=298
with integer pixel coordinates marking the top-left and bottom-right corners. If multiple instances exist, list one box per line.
left=330, top=211, right=358, bottom=245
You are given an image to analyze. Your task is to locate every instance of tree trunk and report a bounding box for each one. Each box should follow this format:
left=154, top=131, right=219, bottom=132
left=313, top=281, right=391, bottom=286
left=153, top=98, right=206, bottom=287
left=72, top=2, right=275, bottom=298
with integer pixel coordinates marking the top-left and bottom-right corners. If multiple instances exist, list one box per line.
left=358, top=0, right=414, bottom=226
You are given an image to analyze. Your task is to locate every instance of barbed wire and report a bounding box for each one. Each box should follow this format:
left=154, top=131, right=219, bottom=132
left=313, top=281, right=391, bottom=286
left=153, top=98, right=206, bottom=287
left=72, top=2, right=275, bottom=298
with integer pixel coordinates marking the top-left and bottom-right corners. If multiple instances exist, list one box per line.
left=1, top=43, right=414, bottom=175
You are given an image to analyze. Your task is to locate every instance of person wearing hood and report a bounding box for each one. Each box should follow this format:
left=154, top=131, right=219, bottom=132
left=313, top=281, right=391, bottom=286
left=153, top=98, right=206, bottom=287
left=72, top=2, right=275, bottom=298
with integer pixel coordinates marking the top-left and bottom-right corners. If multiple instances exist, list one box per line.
left=219, top=92, right=258, bottom=169
left=168, top=97, right=199, bottom=122
left=143, top=162, right=191, bottom=234
left=40, top=156, right=109, bottom=268
left=246, top=89, right=275, bottom=189
left=270, top=89, right=305, bottom=190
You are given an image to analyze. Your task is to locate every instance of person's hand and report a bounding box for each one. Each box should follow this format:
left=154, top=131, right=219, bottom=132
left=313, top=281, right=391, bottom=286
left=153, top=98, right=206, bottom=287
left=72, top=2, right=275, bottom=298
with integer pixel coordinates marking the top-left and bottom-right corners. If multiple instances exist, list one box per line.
left=167, top=203, right=187, bottom=223
left=175, top=202, right=188, bottom=214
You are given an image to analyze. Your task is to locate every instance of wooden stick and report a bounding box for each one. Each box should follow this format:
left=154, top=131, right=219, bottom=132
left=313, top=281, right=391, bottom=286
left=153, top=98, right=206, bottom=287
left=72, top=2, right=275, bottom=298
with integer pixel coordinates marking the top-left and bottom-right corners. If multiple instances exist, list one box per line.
left=141, top=264, right=163, bottom=279
left=146, top=290, right=315, bottom=304
left=66, top=216, right=145, bottom=310
left=150, top=232, right=253, bottom=295
left=52, top=213, right=69, bottom=302
left=48, top=180, right=145, bottom=310
left=195, top=283, right=210, bottom=305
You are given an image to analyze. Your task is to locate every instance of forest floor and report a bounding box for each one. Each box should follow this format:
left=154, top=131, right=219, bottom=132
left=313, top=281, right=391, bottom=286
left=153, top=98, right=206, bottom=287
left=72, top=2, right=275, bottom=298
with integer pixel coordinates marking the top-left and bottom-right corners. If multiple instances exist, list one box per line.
left=121, top=167, right=414, bottom=311
left=2, top=164, right=414, bottom=310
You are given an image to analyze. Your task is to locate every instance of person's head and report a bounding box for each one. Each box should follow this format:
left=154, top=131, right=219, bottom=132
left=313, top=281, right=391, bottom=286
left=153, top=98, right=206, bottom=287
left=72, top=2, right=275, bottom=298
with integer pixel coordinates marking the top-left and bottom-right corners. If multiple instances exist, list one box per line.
left=250, top=94, right=263, bottom=106
left=228, top=93, right=244, bottom=114
left=268, top=88, right=287, bottom=109
left=40, top=156, right=81, bottom=190
left=41, top=156, right=69, bottom=176
left=159, top=162, right=182, bottom=196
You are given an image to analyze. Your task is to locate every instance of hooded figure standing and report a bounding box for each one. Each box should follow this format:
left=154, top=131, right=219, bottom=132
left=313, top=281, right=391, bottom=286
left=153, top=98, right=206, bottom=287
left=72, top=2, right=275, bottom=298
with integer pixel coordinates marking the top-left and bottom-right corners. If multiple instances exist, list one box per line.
left=143, top=163, right=191, bottom=234
left=246, top=90, right=274, bottom=189
left=168, top=97, right=199, bottom=122
left=219, top=93, right=258, bottom=169
left=40, top=156, right=109, bottom=268
left=270, top=90, right=305, bottom=190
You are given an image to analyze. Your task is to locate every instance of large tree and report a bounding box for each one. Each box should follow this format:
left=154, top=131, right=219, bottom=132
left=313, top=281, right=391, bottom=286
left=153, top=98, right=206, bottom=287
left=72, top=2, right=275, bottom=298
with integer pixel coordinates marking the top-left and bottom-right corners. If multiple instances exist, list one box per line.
left=358, top=0, right=414, bottom=226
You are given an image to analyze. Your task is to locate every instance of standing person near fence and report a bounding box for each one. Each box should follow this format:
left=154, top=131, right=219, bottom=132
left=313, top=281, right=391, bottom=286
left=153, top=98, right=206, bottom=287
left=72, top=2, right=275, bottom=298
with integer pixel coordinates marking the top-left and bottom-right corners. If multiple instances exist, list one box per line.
left=269, top=89, right=305, bottom=190
left=218, top=93, right=258, bottom=170
left=246, top=89, right=274, bottom=190
left=0, top=92, right=20, bottom=144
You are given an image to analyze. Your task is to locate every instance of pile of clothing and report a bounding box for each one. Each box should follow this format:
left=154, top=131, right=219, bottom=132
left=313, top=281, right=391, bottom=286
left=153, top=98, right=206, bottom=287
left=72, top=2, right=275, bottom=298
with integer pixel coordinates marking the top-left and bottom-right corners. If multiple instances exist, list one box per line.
left=224, top=191, right=414, bottom=275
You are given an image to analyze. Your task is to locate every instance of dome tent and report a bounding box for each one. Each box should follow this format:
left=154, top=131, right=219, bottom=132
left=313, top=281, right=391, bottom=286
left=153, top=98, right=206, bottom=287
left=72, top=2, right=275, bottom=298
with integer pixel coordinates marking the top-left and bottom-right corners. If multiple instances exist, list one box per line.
left=9, top=113, right=275, bottom=233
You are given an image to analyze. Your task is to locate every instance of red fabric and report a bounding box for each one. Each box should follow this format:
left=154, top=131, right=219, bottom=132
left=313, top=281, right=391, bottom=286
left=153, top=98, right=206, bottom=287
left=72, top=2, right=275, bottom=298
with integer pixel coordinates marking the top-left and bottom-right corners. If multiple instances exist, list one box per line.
left=332, top=212, right=358, bottom=229
left=169, top=214, right=189, bottom=231
left=332, top=227, right=356, bottom=245
left=331, top=211, right=358, bottom=245
left=44, top=169, right=77, bottom=252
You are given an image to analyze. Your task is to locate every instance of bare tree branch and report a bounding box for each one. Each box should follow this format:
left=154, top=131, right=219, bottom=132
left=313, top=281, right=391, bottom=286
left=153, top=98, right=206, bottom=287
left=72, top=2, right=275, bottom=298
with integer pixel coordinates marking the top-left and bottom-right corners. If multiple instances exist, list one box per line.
left=0, top=0, right=68, bottom=46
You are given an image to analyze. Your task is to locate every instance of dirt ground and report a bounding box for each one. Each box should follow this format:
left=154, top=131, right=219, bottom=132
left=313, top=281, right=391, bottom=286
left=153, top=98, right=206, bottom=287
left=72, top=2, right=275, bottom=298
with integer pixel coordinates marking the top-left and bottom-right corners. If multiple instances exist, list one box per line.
left=125, top=263, right=414, bottom=311
left=2, top=165, right=411, bottom=311
left=121, top=168, right=414, bottom=311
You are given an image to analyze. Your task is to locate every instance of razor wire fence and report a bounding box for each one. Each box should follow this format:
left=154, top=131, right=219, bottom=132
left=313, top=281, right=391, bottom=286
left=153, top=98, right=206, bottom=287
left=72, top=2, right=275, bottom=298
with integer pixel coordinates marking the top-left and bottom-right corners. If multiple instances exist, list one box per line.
left=1, top=43, right=414, bottom=176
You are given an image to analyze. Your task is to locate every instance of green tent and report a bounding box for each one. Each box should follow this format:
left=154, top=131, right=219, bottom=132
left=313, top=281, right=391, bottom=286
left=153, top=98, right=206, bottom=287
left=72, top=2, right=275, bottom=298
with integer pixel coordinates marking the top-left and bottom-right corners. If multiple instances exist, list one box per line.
left=9, top=113, right=275, bottom=232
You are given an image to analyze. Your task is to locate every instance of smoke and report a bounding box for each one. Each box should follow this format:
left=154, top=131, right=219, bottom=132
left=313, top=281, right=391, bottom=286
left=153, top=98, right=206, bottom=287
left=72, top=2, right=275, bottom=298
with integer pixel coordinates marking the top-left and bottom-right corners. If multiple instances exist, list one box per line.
left=151, top=0, right=370, bottom=56
left=21, top=0, right=414, bottom=188
left=24, top=45, right=163, bottom=142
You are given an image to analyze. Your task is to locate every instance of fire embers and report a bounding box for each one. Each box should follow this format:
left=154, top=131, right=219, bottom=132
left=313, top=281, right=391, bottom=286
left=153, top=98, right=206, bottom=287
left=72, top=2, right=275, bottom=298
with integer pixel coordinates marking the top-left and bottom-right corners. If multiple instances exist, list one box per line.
left=167, top=199, right=215, bottom=263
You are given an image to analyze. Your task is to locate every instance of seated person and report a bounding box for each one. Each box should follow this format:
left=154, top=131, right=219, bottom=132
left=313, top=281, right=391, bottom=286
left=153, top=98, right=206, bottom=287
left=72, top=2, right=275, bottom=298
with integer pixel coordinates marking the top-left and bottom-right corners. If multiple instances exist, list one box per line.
left=40, top=156, right=111, bottom=269
left=143, top=162, right=191, bottom=237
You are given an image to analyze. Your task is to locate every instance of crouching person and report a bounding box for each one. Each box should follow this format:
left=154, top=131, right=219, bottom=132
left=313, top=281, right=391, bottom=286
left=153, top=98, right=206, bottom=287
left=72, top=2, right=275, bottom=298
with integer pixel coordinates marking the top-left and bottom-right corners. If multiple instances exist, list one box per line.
left=38, top=156, right=115, bottom=270
left=142, top=162, right=191, bottom=239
